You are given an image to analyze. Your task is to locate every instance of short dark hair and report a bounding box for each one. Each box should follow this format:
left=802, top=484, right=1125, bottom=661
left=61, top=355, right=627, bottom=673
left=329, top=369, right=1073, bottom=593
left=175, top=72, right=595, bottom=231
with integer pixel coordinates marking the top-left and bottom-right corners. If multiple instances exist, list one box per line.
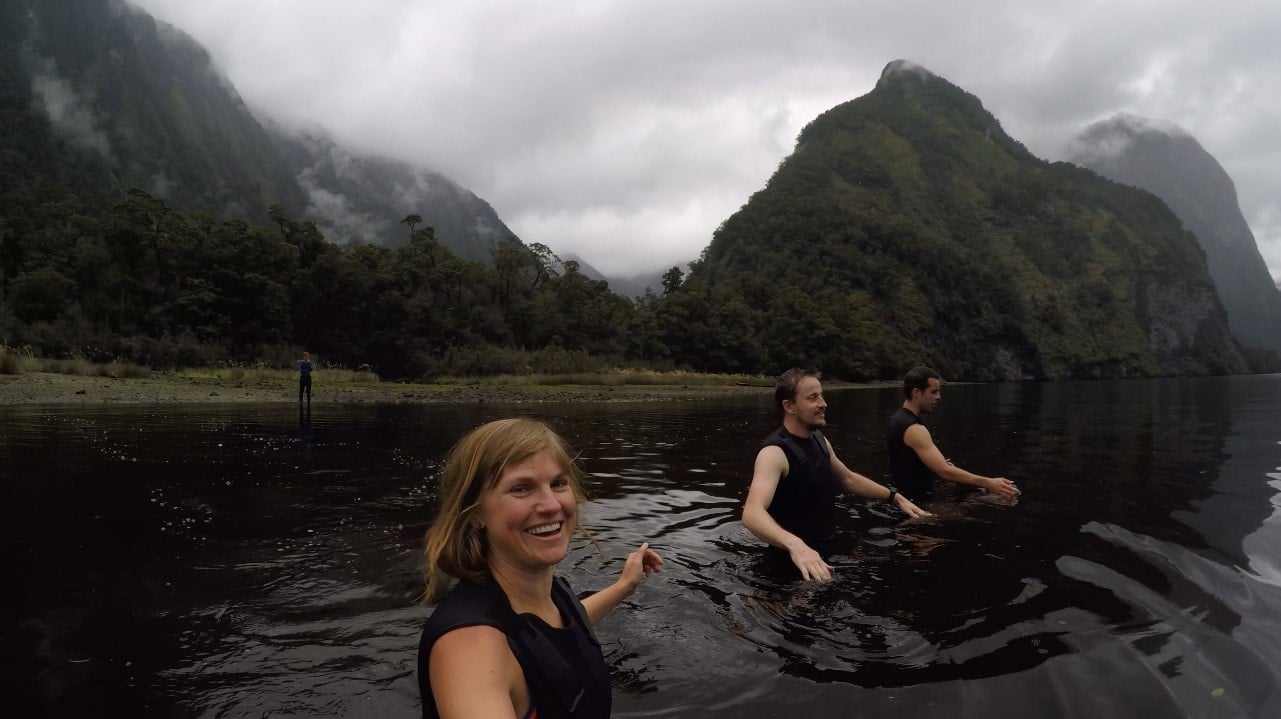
left=775, top=368, right=821, bottom=410
left=903, top=366, right=940, bottom=399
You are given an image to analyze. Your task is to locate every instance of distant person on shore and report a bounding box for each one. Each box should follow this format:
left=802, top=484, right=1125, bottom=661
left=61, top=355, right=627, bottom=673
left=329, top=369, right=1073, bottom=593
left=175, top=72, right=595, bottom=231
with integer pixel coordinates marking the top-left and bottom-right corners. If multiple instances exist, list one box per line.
left=418, top=418, right=663, bottom=719
left=298, top=352, right=312, bottom=403
left=888, top=366, right=1019, bottom=504
left=742, top=368, right=929, bottom=581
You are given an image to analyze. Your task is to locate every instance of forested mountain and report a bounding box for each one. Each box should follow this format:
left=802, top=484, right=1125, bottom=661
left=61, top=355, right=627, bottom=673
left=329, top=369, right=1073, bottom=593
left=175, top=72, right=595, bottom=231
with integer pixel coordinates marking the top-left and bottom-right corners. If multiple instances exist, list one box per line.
left=0, top=0, right=512, bottom=259
left=1067, top=115, right=1281, bottom=357
left=679, top=60, right=1247, bottom=380
left=0, top=18, right=1260, bottom=382
left=0, top=0, right=303, bottom=219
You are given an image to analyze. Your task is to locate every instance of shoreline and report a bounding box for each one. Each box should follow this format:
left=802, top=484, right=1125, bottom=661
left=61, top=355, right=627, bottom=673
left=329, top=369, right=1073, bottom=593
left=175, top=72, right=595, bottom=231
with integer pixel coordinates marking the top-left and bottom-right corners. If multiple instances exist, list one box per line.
left=0, top=372, right=896, bottom=406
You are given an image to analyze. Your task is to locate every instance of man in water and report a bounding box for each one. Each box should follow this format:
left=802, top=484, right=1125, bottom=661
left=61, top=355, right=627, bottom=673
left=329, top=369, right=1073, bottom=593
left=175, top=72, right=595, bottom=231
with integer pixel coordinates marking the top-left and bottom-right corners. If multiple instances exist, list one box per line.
left=888, top=366, right=1019, bottom=504
left=298, top=352, right=313, bottom=403
left=743, top=368, right=929, bottom=581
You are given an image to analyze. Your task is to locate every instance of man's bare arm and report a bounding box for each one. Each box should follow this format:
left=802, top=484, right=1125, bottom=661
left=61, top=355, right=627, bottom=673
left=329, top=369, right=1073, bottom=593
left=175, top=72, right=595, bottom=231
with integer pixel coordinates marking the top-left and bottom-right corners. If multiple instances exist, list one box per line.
left=903, top=424, right=1018, bottom=499
left=826, top=440, right=929, bottom=518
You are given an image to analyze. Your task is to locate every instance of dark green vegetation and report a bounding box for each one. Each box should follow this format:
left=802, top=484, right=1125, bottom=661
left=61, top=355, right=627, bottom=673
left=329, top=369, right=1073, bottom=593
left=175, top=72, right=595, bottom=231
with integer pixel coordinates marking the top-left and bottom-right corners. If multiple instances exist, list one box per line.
left=1069, top=115, right=1281, bottom=364
left=0, top=0, right=1264, bottom=382
left=686, top=61, right=1249, bottom=380
left=0, top=190, right=647, bottom=377
left=0, top=0, right=303, bottom=226
left=0, top=0, right=510, bottom=261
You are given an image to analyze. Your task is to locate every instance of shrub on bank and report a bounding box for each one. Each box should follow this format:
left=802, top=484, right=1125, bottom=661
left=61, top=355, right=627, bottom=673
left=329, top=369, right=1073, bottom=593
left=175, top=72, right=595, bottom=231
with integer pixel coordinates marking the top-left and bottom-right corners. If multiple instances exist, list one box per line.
left=110, top=332, right=228, bottom=369
left=0, top=346, right=154, bottom=378
left=92, top=361, right=152, bottom=379
left=0, top=346, right=40, bottom=374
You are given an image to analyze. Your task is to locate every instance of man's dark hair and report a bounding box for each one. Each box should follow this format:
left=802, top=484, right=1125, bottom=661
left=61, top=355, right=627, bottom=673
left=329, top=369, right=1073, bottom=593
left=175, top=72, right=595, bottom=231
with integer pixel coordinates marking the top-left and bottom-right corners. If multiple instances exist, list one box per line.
left=903, top=366, right=940, bottom=399
left=775, top=368, right=821, bottom=410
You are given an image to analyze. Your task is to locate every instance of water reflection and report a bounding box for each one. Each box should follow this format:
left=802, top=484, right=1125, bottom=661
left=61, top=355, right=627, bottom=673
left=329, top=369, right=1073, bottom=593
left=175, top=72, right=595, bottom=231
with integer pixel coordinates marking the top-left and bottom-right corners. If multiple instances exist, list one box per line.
left=1, top=377, right=1279, bottom=717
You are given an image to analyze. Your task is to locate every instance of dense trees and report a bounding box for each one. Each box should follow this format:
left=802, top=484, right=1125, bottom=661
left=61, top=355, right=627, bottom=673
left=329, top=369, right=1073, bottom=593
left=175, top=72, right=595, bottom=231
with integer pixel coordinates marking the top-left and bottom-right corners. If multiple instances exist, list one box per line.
left=681, top=64, right=1255, bottom=380
left=0, top=191, right=658, bottom=378
left=0, top=167, right=1265, bottom=381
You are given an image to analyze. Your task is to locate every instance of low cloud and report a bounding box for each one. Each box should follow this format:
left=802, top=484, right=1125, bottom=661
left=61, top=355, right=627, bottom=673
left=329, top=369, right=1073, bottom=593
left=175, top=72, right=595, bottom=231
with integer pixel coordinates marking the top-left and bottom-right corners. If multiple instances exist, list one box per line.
left=30, top=58, right=112, bottom=157
left=512, top=198, right=737, bottom=277
left=298, top=171, right=392, bottom=243
left=1064, top=113, right=1189, bottom=164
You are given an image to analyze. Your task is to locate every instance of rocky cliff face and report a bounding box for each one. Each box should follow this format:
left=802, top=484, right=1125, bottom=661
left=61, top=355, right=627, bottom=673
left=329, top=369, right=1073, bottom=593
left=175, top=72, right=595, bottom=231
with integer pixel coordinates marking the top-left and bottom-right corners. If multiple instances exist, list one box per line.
left=690, top=61, right=1246, bottom=379
left=1068, top=115, right=1281, bottom=356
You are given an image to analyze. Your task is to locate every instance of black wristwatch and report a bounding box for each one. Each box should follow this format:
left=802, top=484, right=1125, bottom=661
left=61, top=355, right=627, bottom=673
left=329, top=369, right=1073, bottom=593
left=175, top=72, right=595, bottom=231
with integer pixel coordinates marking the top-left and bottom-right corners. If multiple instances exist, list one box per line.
left=885, top=489, right=898, bottom=503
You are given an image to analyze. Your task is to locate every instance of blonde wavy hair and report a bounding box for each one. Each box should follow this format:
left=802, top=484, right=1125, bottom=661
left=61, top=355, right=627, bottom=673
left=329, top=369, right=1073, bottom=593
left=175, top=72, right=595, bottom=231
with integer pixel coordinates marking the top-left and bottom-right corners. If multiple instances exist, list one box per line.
left=422, top=418, right=594, bottom=602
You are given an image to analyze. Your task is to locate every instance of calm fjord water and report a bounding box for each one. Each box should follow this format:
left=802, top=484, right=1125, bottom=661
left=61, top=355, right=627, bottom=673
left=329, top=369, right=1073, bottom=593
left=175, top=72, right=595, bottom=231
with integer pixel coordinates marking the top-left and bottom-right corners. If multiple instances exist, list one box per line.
left=2, top=376, right=1279, bottom=717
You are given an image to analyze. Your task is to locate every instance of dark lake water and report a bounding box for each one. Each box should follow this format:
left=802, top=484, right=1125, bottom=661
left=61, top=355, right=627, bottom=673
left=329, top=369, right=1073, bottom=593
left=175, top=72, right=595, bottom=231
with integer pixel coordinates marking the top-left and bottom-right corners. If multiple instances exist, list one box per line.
left=3, top=376, right=1280, bottom=718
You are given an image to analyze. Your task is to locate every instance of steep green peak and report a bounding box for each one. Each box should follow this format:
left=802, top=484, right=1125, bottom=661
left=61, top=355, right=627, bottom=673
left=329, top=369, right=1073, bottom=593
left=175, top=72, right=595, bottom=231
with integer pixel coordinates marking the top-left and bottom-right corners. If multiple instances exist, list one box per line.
left=872, top=59, right=1009, bottom=135
left=795, top=58, right=1028, bottom=163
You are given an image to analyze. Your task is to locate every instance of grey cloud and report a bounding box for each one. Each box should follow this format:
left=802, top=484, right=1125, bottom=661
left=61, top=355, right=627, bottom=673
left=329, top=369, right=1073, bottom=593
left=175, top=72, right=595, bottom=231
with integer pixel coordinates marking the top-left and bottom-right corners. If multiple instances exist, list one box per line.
left=299, top=175, right=392, bottom=244
left=1064, top=113, right=1189, bottom=165
left=30, top=58, right=112, bottom=157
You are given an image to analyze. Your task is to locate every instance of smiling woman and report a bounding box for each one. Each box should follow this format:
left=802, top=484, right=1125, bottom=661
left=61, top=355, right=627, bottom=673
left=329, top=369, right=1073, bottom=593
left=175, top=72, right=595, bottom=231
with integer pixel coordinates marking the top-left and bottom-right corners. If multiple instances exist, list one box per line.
left=418, top=418, right=663, bottom=719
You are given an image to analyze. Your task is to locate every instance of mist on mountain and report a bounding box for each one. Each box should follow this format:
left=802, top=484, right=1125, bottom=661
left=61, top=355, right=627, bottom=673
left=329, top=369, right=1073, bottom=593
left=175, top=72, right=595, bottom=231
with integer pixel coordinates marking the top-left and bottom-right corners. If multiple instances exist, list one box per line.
left=684, top=60, right=1246, bottom=379
left=1068, top=114, right=1281, bottom=358
left=0, top=0, right=514, bottom=262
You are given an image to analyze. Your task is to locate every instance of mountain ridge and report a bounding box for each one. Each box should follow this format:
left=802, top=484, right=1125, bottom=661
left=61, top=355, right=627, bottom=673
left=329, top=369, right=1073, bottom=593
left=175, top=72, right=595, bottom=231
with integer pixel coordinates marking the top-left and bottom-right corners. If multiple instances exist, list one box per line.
left=0, top=0, right=513, bottom=261
left=685, top=60, right=1246, bottom=380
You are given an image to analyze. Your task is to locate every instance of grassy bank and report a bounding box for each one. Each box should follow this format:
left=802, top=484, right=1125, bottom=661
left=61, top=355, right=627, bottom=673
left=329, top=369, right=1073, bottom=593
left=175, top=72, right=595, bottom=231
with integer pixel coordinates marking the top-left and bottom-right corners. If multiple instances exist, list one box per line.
left=3, top=346, right=765, bottom=388
left=0, top=348, right=889, bottom=406
left=1, top=346, right=151, bottom=379
left=436, top=369, right=773, bottom=387
left=175, top=366, right=380, bottom=384
left=0, top=362, right=790, bottom=406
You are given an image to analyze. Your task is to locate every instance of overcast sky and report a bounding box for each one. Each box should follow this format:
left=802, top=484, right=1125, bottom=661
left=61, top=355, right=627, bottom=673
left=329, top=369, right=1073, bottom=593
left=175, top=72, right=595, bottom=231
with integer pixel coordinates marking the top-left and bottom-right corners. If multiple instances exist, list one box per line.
left=129, top=0, right=1281, bottom=282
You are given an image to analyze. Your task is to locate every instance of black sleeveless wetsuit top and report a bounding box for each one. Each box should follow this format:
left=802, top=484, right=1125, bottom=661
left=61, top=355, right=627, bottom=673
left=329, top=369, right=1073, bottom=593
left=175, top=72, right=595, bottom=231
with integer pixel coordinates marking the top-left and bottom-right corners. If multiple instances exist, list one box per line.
left=417, top=576, right=611, bottom=719
left=761, top=426, right=837, bottom=552
left=888, top=407, right=933, bottom=502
